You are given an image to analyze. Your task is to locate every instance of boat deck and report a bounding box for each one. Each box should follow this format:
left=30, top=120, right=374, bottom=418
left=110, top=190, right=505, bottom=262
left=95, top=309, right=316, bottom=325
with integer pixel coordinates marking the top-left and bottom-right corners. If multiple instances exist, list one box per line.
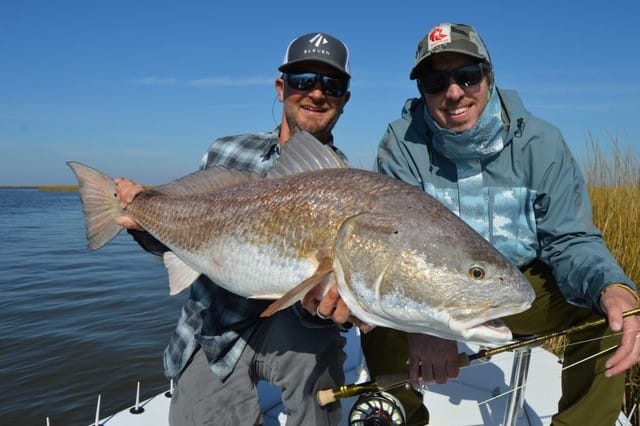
left=92, top=329, right=628, bottom=425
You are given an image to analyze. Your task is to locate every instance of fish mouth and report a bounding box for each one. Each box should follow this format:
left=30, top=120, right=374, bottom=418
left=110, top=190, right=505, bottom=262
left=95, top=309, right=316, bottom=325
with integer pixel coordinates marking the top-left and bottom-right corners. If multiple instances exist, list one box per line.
left=448, top=301, right=531, bottom=343
left=446, top=317, right=513, bottom=343
left=471, top=318, right=513, bottom=342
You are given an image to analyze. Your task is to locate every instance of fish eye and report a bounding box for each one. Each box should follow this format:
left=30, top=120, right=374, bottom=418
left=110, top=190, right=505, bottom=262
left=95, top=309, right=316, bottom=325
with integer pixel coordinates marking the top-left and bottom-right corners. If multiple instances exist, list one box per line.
left=469, top=266, right=485, bottom=280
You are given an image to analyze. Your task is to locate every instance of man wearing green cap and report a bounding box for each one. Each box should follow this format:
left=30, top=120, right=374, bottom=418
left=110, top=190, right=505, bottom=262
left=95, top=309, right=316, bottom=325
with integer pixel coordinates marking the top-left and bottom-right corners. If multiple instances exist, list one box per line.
left=363, top=22, right=640, bottom=425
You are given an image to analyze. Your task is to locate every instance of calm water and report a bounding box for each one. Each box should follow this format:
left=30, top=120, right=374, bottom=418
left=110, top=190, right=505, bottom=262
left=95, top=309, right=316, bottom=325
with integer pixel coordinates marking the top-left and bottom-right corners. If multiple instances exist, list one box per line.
left=0, top=189, right=187, bottom=425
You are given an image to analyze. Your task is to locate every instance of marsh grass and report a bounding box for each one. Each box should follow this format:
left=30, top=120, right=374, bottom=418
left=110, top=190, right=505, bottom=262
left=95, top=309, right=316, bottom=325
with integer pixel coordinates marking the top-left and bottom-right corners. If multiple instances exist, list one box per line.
left=38, top=185, right=79, bottom=192
left=587, top=136, right=640, bottom=424
left=0, top=185, right=78, bottom=191
left=544, top=135, right=640, bottom=423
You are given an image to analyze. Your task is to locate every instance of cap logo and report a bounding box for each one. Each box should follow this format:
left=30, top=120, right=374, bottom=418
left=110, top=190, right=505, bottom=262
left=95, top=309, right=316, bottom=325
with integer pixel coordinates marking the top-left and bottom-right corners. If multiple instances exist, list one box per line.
left=309, top=33, right=329, bottom=48
left=427, top=24, right=451, bottom=50
left=302, top=33, right=334, bottom=58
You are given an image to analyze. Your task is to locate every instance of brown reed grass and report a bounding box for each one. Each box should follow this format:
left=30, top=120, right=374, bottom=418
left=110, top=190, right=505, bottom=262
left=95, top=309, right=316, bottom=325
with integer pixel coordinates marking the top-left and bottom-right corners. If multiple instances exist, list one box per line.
left=544, top=135, right=640, bottom=423
left=586, top=135, right=640, bottom=424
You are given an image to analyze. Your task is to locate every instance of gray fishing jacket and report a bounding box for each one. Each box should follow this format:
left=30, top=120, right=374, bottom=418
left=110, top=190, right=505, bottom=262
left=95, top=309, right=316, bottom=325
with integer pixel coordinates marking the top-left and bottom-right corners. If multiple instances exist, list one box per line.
left=375, top=88, right=635, bottom=312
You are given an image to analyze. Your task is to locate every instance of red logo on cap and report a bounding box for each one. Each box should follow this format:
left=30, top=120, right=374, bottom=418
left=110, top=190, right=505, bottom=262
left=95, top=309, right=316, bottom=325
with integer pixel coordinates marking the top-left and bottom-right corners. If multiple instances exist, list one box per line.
left=429, top=27, right=447, bottom=42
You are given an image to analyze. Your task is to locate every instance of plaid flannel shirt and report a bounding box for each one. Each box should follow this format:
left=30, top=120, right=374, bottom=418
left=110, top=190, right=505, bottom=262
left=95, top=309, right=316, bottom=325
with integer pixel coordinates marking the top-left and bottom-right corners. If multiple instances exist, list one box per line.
left=163, top=128, right=348, bottom=381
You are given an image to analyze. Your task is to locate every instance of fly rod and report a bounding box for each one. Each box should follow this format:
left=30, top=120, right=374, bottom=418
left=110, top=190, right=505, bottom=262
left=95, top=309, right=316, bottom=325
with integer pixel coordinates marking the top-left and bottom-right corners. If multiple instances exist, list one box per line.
left=317, top=307, right=640, bottom=407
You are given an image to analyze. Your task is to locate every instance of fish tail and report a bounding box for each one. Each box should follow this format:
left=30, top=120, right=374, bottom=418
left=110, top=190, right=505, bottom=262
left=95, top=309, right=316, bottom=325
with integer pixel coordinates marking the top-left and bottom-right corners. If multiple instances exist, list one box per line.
left=67, top=161, right=123, bottom=250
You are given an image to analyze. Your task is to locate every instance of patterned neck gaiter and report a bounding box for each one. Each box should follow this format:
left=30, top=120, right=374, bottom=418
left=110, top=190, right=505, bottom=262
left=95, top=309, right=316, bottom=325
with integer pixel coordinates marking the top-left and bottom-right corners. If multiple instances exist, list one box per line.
left=424, top=86, right=505, bottom=161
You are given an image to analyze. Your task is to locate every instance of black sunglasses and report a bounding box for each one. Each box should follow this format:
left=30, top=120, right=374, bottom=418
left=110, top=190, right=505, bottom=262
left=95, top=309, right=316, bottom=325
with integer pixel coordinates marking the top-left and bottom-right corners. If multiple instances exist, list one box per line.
left=419, top=62, right=491, bottom=95
left=283, top=72, right=349, bottom=97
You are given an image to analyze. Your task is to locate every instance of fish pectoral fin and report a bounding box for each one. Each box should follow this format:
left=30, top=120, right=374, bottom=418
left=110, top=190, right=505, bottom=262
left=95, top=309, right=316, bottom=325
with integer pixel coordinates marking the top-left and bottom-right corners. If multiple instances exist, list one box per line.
left=163, top=252, right=201, bottom=295
left=260, top=258, right=334, bottom=318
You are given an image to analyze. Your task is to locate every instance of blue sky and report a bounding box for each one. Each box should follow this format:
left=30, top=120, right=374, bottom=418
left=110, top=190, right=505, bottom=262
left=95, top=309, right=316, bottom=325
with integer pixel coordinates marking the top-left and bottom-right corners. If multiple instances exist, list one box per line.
left=2, top=1, right=639, bottom=185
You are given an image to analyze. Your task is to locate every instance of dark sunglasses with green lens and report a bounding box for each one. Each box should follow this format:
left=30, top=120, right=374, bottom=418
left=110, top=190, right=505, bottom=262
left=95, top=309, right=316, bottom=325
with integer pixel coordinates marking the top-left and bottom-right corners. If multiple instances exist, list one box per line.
left=419, top=62, right=491, bottom=95
left=284, top=72, right=349, bottom=97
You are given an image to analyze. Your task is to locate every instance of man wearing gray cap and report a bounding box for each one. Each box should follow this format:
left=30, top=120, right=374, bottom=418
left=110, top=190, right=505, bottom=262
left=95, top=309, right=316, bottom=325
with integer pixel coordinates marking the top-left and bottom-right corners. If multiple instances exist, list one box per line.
left=114, top=32, right=352, bottom=425
left=364, top=22, right=640, bottom=425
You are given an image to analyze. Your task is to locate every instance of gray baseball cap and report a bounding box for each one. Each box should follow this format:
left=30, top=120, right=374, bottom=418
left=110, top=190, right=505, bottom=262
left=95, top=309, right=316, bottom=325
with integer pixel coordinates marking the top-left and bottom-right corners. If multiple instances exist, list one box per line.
left=279, top=32, right=351, bottom=78
left=410, top=23, right=491, bottom=79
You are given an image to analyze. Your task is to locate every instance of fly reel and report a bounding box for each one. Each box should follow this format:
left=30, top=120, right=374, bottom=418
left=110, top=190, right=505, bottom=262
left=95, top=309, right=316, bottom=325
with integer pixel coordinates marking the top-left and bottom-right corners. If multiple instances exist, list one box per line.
left=348, top=391, right=406, bottom=426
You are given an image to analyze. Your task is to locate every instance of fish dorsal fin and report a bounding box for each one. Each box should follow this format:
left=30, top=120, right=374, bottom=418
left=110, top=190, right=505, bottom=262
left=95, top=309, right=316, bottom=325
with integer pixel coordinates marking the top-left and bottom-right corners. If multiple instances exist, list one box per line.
left=267, top=130, right=349, bottom=178
left=154, top=167, right=261, bottom=196
left=260, top=258, right=334, bottom=317
left=163, top=252, right=201, bottom=295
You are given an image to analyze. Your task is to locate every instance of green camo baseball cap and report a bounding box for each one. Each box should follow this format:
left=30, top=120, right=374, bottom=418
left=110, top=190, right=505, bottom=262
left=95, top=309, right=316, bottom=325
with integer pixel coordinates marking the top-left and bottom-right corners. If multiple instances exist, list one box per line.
left=410, top=23, right=491, bottom=80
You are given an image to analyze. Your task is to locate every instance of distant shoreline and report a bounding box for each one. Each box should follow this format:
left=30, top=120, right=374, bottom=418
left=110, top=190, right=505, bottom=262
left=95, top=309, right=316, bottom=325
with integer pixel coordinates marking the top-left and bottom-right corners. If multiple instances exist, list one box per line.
left=0, top=185, right=78, bottom=192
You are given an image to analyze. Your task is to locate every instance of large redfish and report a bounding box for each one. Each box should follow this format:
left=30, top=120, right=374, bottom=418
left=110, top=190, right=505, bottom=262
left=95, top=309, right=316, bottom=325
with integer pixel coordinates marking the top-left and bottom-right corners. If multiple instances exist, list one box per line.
left=68, top=131, right=534, bottom=343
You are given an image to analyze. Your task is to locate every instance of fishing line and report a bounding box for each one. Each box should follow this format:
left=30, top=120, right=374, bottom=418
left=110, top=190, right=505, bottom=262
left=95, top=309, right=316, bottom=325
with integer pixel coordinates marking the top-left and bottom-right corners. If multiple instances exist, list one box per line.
left=451, top=341, right=629, bottom=424
left=624, top=402, right=638, bottom=426
left=560, top=344, right=619, bottom=372
left=441, top=322, right=640, bottom=423
left=474, top=344, right=619, bottom=409
left=556, top=326, right=640, bottom=350
left=470, top=331, right=640, bottom=412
